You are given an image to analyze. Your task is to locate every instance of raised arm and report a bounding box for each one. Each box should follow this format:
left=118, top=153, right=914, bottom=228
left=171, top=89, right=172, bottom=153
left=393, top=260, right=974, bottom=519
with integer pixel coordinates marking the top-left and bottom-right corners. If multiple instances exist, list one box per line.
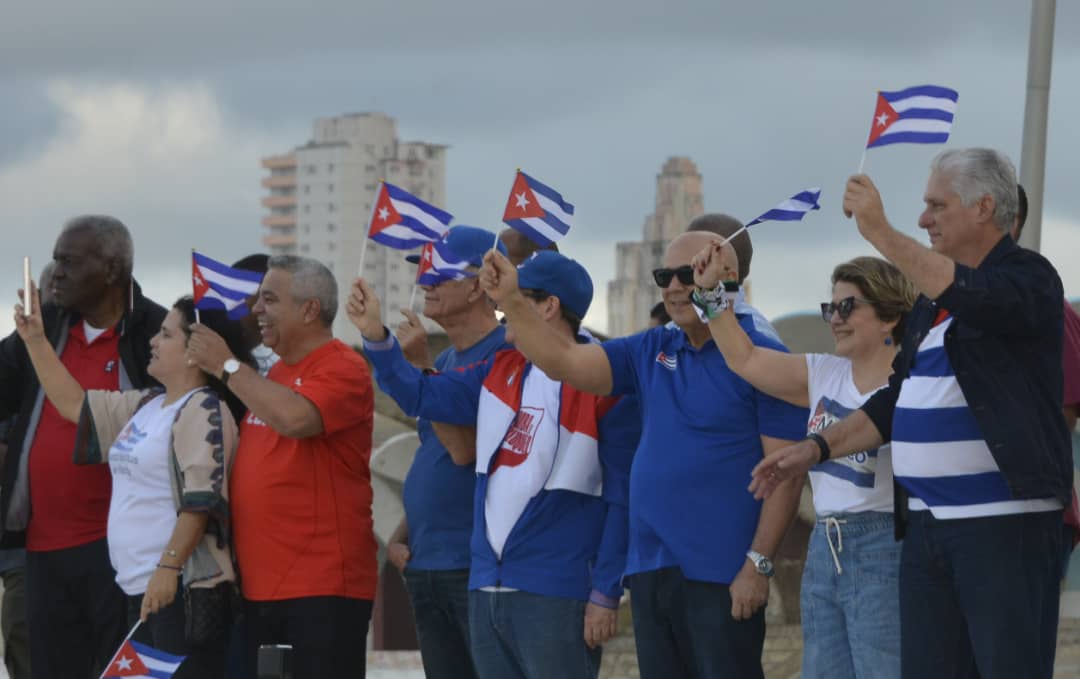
left=479, top=251, right=613, bottom=396
left=14, top=285, right=85, bottom=422
left=691, top=241, right=809, bottom=407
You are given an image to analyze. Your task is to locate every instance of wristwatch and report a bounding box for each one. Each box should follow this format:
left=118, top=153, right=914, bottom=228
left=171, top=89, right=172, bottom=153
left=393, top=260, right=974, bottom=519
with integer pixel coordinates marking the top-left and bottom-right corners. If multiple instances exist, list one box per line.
left=221, top=358, right=241, bottom=385
left=746, top=549, right=775, bottom=577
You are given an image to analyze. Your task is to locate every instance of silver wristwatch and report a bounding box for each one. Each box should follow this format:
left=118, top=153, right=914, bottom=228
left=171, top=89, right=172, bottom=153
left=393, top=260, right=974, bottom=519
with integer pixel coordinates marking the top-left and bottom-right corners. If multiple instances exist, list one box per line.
left=746, top=549, right=775, bottom=577
left=221, top=358, right=241, bottom=385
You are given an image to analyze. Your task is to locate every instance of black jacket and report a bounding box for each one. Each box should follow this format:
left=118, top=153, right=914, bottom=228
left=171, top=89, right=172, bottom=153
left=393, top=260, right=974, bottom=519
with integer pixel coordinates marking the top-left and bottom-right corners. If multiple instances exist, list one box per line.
left=861, top=236, right=1073, bottom=536
left=0, top=282, right=166, bottom=547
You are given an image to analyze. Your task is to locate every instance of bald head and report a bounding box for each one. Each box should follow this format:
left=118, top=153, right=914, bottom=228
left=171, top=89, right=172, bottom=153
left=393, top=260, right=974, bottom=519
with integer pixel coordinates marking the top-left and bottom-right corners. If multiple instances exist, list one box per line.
left=664, top=231, right=719, bottom=269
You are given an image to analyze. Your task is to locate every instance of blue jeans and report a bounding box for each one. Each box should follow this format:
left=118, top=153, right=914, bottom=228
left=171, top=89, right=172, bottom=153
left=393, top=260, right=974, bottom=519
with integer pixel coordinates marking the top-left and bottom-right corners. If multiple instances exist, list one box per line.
left=628, top=566, right=765, bottom=679
left=403, top=569, right=477, bottom=679
left=800, top=511, right=901, bottom=679
left=468, top=590, right=600, bottom=679
left=900, top=509, right=1063, bottom=679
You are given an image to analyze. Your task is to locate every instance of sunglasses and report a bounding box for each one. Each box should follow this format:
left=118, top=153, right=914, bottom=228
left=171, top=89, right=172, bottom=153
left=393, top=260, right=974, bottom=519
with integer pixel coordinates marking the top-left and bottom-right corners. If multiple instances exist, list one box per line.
left=652, top=266, right=695, bottom=288
left=820, top=296, right=872, bottom=323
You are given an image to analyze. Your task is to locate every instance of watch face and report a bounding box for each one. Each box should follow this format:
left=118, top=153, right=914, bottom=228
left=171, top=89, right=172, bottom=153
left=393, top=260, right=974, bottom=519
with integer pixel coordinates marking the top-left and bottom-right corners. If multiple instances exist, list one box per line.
left=224, top=359, right=240, bottom=373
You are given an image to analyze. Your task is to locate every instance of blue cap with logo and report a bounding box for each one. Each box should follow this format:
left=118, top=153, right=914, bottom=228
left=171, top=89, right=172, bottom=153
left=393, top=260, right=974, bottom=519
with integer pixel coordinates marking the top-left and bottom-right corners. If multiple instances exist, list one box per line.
left=405, top=225, right=507, bottom=267
left=516, top=251, right=593, bottom=320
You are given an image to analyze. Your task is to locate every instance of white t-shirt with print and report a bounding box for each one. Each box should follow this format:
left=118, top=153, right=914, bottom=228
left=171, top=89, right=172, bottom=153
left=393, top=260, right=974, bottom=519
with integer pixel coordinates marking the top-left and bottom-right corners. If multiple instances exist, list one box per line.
left=805, top=354, right=894, bottom=516
left=107, top=391, right=196, bottom=595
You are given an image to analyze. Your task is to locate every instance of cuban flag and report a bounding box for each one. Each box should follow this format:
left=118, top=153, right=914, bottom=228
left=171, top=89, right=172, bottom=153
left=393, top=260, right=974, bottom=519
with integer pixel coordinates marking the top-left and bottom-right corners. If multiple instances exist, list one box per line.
left=102, top=639, right=185, bottom=678
left=416, top=235, right=475, bottom=287
left=746, top=188, right=822, bottom=227
left=192, top=251, right=264, bottom=320
left=369, top=182, right=453, bottom=250
left=866, top=85, right=959, bottom=148
left=501, top=170, right=574, bottom=247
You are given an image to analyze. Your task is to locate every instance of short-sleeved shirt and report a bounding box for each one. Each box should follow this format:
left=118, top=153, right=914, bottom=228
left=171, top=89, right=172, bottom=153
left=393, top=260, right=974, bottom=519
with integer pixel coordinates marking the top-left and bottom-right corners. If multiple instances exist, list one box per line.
left=805, top=354, right=893, bottom=515
left=404, top=325, right=508, bottom=571
left=231, top=339, right=377, bottom=601
left=602, top=321, right=808, bottom=584
left=26, top=321, right=119, bottom=551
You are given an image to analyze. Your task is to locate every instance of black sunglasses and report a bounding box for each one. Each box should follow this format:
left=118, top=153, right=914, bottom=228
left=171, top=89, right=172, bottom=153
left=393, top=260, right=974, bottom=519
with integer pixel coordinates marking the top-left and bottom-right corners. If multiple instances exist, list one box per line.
left=820, top=296, right=872, bottom=322
left=652, top=266, right=695, bottom=288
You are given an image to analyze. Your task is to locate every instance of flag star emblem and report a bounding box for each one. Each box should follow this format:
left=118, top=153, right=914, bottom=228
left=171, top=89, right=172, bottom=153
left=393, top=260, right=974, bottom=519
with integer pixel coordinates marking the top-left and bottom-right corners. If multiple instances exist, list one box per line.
left=193, top=274, right=204, bottom=287
left=876, top=112, right=889, bottom=127
left=377, top=206, right=390, bottom=221
left=514, top=192, right=530, bottom=211
left=117, top=656, right=133, bottom=670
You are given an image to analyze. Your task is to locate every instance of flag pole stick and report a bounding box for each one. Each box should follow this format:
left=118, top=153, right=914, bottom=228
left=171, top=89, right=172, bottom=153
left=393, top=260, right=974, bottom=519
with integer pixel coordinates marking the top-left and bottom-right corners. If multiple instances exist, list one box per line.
left=409, top=283, right=419, bottom=311
left=358, top=181, right=384, bottom=276
left=99, top=620, right=142, bottom=679
left=717, top=224, right=749, bottom=247
left=856, top=147, right=868, bottom=174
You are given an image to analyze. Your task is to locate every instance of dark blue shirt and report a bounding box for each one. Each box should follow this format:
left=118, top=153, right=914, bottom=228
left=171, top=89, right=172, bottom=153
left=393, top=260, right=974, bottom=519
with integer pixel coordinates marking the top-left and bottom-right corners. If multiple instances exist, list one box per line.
left=403, top=325, right=509, bottom=571
left=602, top=319, right=808, bottom=584
left=862, top=235, right=1073, bottom=519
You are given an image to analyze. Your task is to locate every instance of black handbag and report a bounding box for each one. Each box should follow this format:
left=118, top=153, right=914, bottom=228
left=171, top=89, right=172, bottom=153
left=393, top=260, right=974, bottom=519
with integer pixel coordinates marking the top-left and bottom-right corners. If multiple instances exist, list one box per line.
left=183, top=580, right=238, bottom=646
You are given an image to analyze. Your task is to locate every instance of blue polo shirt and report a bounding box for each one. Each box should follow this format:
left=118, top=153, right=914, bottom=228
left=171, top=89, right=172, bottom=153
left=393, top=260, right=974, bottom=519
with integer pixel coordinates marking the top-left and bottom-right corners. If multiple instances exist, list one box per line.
left=403, top=325, right=509, bottom=571
left=602, top=318, right=808, bottom=584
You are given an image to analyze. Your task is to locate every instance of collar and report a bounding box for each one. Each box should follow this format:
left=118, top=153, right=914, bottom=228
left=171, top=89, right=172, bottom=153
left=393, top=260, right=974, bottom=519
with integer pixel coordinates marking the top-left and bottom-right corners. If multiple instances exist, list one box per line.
left=974, top=233, right=1017, bottom=270
left=68, top=319, right=119, bottom=346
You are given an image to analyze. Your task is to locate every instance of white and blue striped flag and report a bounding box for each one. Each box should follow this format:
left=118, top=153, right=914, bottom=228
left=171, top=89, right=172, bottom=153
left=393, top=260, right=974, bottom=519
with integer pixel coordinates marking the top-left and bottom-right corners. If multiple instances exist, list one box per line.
left=746, top=188, right=822, bottom=227
left=368, top=181, right=453, bottom=250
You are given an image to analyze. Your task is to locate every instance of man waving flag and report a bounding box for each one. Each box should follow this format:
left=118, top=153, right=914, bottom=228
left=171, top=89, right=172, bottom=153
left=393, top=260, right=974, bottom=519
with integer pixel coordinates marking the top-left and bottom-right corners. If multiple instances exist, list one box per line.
left=502, top=170, right=575, bottom=247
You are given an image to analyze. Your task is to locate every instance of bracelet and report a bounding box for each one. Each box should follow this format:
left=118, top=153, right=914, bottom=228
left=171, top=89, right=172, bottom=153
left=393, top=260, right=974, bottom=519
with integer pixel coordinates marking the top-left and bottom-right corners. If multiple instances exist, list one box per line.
left=806, top=432, right=831, bottom=465
left=155, top=563, right=183, bottom=572
left=691, top=284, right=731, bottom=320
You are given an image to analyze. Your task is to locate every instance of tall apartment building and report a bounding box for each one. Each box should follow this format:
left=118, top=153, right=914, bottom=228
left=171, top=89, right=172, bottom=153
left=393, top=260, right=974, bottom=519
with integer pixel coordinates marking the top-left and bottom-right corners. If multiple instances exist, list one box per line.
left=606, top=157, right=705, bottom=336
left=259, top=112, right=447, bottom=345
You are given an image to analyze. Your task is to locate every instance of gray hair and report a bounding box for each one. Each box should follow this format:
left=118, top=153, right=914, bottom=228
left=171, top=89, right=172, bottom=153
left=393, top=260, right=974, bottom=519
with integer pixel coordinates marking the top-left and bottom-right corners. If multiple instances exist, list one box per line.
left=64, top=215, right=135, bottom=281
left=267, top=255, right=338, bottom=327
left=930, top=148, right=1018, bottom=232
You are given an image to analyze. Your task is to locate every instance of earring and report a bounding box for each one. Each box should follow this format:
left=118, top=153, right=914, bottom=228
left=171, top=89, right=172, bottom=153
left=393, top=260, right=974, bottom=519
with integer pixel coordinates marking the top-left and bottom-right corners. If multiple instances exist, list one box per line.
left=884, top=337, right=893, bottom=346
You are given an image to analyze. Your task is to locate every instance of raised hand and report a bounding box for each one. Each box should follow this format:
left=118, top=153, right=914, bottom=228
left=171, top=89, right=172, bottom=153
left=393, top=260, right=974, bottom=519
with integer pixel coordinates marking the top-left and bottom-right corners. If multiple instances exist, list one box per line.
left=396, top=309, right=432, bottom=370
left=13, top=283, right=45, bottom=343
left=345, top=278, right=387, bottom=342
left=479, top=250, right=519, bottom=307
left=842, top=174, right=888, bottom=239
left=691, top=240, right=739, bottom=289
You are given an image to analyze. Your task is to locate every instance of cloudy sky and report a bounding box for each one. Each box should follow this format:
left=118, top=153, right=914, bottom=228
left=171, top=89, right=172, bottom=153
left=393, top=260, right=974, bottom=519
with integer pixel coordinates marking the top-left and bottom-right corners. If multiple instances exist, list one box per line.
left=2, top=0, right=1078, bottom=338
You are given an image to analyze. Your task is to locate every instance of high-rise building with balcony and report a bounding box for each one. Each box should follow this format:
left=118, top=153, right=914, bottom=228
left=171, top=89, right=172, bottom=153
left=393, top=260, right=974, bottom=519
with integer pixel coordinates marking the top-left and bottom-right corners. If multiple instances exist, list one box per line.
left=606, top=157, right=705, bottom=336
left=259, top=112, right=447, bottom=345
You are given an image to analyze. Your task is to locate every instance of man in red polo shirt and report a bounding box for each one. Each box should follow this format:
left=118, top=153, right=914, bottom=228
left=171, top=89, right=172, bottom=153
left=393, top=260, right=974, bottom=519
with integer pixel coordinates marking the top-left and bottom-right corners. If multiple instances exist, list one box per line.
left=187, top=255, right=376, bottom=679
left=0, top=216, right=166, bottom=679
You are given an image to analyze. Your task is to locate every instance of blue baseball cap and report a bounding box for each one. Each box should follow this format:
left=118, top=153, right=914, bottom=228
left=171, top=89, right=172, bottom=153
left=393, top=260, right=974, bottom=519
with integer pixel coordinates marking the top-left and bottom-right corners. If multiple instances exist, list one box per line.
left=405, top=225, right=507, bottom=267
left=516, top=251, right=593, bottom=320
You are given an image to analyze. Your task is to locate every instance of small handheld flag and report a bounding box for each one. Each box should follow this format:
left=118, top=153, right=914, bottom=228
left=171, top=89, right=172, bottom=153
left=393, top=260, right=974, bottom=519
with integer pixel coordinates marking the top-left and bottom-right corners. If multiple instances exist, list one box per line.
left=192, top=251, right=263, bottom=320
left=368, top=182, right=453, bottom=250
left=865, top=85, right=958, bottom=149
left=717, top=188, right=822, bottom=249
left=102, top=639, right=185, bottom=678
left=746, top=188, right=822, bottom=227
left=501, top=170, right=574, bottom=247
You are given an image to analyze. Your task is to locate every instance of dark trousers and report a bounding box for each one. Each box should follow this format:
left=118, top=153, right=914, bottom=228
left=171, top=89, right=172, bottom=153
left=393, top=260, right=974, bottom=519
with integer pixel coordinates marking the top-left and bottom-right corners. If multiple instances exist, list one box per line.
left=2, top=566, right=31, bottom=679
left=243, top=596, right=373, bottom=679
left=25, top=538, right=126, bottom=679
left=628, top=566, right=765, bottom=679
left=403, top=569, right=477, bottom=679
left=899, top=509, right=1063, bottom=679
left=124, top=584, right=228, bottom=679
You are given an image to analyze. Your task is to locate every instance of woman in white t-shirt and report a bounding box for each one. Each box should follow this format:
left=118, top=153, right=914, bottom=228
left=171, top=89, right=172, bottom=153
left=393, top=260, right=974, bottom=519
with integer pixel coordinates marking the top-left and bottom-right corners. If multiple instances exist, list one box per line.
left=690, top=244, right=916, bottom=679
left=16, top=293, right=253, bottom=678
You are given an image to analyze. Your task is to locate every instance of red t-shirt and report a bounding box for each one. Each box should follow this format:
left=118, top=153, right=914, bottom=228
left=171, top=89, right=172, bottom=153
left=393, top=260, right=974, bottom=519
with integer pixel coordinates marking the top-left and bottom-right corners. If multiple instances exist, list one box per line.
left=231, top=339, right=377, bottom=601
left=26, top=322, right=119, bottom=551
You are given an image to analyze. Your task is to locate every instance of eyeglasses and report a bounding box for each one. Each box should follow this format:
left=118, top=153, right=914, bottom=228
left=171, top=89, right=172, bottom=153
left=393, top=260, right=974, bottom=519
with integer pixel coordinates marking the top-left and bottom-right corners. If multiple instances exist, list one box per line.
left=652, top=266, right=695, bottom=288
left=820, top=296, right=872, bottom=323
